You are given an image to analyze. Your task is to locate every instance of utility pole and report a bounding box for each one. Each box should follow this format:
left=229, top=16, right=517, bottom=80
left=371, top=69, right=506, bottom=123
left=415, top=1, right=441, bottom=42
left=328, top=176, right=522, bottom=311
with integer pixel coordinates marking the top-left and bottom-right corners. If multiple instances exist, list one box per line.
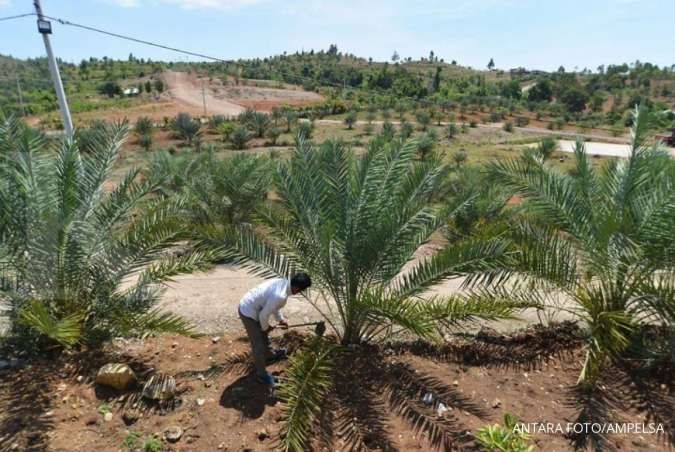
left=201, top=80, right=207, bottom=116
left=33, top=0, right=73, bottom=137
left=16, top=76, right=25, bottom=117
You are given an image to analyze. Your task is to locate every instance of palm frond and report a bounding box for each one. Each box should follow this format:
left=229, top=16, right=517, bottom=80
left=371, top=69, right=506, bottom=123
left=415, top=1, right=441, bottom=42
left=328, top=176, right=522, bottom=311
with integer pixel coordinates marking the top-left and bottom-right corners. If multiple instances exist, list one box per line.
left=277, top=337, right=338, bottom=452
left=18, top=300, right=83, bottom=347
left=109, top=307, right=199, bottom=338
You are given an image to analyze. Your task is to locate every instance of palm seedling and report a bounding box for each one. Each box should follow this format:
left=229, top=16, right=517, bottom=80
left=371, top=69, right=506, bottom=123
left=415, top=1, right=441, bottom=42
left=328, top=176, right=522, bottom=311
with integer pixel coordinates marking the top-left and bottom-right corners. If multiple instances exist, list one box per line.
left=230, top=125, right=252, bottom=150
left=0, top=117, right=211, bottom=350
left=172, top=112, right=201, bottom=146
left=487, top=107, right=675, bottom=384
left=535, top=136, right=557, bottom=161
left=415, top=110, right=432, bottom=131
left=344, top=110, right=357, bottom=130
left=218, top=136, right=524, bottom=450
left=134, top=116, right=154, bottom=137
left=243, top=111, right=271, bottom=138
left=146, top=150, right=271, bottom=232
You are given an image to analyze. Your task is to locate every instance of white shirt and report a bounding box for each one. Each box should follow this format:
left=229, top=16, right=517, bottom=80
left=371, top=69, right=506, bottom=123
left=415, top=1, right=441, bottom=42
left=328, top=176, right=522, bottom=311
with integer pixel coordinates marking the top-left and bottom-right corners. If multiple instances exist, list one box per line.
left=238, top=278, right=290, bottom=330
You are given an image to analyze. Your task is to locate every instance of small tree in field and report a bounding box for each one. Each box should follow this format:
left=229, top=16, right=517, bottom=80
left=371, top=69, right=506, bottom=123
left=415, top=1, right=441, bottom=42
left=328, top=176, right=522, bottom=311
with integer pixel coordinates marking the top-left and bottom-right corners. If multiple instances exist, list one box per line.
left=344, top=110, right=357, bottom=130
left=266, top=127, right=282, bottom=146
left=230, top=125, right=251, bottom=150
left=399, top=121, right=414, bottom=140
left=139, top=133, right=153, bottom=151
left=173, top=112, right=201, bottom=145
left=446, top=123, right=458, bottom=139
left=452, top=149, right=467, bottom=167
left=536, top=136, right=557, bottom=161
left=415, top=110, right=431, bottom=131
left=134, top=116, right=154, bottom=136
left=283, top=108, right=297, bottom=132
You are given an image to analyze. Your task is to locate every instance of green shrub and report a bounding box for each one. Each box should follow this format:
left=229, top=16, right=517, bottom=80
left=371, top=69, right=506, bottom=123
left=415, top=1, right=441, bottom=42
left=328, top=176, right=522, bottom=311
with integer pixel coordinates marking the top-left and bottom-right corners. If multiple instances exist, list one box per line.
left=139, top=133, right=153, bottom=151
left=380, top=121, right=395, bottom=141
left=415, top=132, right=436, bottom=160
left=134, top=116, right=154, bottom=136
left=515, top=116, right=530, bottom=127
left=267, top=126, right=282, bottom=145
left=415, top=110, right=431, bottom=130
left=242, top=110, right=271, bottom=138
left=344, top=110, right=357, bottom=130
left=445, top=123, right=458, bottom=139
left=230, top=125, right=252, bottom=150
left=173, top=112, right=201, bottom=145
left=475, top=413, right=534, bottom=452
left=399, top=121, right=414, bottom=140
left=503, top=121, right=514, bottom=132
left=296, top=121, right=314, bottom=140
left=208, top=114, right=227, bottom=130
left=217, top=121, right=236, bottom=141
left=452, top=149, right=467, bottom=167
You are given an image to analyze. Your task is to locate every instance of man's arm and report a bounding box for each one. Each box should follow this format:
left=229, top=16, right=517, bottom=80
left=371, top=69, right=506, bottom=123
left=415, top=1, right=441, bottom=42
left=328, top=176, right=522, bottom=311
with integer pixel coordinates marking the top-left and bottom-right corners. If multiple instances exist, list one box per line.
left=259, top=296, right=283, bottom=331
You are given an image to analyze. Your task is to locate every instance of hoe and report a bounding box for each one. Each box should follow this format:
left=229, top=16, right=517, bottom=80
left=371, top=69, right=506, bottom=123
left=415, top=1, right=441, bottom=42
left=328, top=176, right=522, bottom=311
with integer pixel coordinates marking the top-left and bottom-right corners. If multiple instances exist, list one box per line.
left=285, top=320, right=326, bottom=337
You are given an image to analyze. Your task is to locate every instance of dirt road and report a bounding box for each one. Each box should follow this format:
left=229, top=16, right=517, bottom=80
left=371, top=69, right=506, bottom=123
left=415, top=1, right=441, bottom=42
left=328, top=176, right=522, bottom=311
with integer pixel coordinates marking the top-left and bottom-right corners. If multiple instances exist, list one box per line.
left=164, top=70, right=323, bottom=116
left=164, top=71, right=245, bottom=117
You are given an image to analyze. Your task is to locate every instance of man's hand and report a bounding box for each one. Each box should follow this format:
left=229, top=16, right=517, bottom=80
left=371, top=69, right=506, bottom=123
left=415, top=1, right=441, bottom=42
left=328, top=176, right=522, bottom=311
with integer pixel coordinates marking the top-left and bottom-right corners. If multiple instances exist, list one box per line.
left=264, top=325, right=275, bottom=333
left=278, top=319, right=289, bottom=330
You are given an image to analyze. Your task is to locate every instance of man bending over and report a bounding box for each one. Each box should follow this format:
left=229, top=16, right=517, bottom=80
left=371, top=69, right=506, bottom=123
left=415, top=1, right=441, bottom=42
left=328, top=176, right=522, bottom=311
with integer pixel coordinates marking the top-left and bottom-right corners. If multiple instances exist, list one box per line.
left=238, top=273, right=312, bottom=385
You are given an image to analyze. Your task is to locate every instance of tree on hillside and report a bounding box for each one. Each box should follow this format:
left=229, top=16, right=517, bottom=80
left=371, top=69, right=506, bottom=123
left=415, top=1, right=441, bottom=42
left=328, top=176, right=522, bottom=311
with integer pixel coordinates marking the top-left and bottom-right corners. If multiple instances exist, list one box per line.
left=488, top=58, right=495, bottom=70
left=98, top=80, right=121, bottom=98
left=432, top=66, right=442, bottom=92
left=527, top=79, right=553, bottom=102
left=391, top=51, right=400, bottom=62
left=560, top=87, right=589, bottom=113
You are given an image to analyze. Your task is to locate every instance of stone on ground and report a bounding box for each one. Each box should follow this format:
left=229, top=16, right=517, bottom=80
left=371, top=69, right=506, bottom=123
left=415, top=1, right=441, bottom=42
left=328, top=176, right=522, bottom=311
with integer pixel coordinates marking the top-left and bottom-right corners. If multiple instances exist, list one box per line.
left=95, top=363, right=136, bottom=390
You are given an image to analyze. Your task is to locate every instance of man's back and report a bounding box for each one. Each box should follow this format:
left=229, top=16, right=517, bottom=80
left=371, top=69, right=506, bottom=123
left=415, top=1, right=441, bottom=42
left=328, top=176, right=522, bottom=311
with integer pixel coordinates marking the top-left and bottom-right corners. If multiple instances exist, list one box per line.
left=239, top=278, right=289, bottom=321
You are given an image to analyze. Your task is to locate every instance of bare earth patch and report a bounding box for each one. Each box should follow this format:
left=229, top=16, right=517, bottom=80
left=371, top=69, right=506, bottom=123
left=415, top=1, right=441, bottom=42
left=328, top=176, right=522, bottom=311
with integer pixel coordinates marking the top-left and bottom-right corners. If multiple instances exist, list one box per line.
left=0, top=324, right=671, bottom=451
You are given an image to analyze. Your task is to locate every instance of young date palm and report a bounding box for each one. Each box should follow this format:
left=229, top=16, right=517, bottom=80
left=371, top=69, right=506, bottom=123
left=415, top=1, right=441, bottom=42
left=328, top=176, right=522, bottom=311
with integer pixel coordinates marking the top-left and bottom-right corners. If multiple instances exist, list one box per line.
left=0, top=117, right=210, bottom=350
left=218, top=136, right=522, bottom=450
left=488, top=107, right=675, bottom=384
left=148, top=150, right=272, bottom=229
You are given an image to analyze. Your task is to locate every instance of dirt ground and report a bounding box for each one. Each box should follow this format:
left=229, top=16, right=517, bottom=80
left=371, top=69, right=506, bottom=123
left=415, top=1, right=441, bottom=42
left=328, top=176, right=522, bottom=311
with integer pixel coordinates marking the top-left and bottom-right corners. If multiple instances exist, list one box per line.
left=163, top=70, right=323, bottom=116
left=0, top=324, right=671, bottom=451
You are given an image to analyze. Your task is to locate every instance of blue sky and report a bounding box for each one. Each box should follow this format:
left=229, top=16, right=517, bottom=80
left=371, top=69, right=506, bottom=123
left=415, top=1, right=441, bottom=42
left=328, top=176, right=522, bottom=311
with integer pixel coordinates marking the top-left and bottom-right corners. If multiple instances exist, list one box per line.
left=0, top=0, right=673, bottom=71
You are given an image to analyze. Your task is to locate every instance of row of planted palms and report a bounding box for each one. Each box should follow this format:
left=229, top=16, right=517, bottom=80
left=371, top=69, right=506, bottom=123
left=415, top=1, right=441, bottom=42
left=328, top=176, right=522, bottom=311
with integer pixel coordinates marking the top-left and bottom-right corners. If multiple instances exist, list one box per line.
left=0, top=107, right=672, bottom=450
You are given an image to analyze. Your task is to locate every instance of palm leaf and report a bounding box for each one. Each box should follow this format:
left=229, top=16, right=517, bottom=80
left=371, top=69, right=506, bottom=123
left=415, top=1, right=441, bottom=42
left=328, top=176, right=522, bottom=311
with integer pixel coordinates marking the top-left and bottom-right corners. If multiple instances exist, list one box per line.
left=277, top=337, right=338, bottom=452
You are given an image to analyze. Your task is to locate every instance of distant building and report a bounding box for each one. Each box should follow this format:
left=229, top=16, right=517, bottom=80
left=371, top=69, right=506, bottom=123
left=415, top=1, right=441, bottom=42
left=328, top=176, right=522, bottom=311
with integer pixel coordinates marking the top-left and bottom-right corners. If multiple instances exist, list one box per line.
left=123, top=87, right=140, bottom=96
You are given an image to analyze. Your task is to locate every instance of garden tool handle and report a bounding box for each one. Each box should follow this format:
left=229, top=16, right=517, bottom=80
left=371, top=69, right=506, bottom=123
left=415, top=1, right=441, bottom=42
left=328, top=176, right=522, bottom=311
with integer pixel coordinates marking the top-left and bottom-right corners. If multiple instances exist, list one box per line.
left=286, top=321, right=323, bottom=328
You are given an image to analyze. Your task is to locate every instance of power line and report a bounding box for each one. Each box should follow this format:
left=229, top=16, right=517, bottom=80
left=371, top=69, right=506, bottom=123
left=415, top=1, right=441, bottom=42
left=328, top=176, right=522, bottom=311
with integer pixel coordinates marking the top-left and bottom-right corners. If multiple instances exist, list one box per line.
left=41, top=14, right=236, bottom=65
left=0, top=12, right=35, bottom=22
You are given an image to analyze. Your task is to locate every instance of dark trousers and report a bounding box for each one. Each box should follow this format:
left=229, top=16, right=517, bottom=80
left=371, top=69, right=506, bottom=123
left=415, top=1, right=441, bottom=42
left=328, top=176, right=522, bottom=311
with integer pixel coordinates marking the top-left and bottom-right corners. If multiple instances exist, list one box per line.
left=239, top=309, right=274, bottom=378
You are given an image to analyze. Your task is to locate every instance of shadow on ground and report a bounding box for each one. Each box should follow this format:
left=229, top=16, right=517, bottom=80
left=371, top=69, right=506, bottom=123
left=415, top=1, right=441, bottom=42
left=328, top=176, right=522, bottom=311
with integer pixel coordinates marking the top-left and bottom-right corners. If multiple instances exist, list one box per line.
left=219, top=374, right=277, bottom=419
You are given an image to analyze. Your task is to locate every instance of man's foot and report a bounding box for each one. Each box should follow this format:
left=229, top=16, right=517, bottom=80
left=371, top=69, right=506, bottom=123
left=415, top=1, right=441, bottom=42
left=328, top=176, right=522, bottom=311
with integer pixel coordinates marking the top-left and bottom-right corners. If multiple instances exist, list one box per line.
left=257, top=372, right=276, bottom=386
left=266, top=348, right=288, bottom=364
